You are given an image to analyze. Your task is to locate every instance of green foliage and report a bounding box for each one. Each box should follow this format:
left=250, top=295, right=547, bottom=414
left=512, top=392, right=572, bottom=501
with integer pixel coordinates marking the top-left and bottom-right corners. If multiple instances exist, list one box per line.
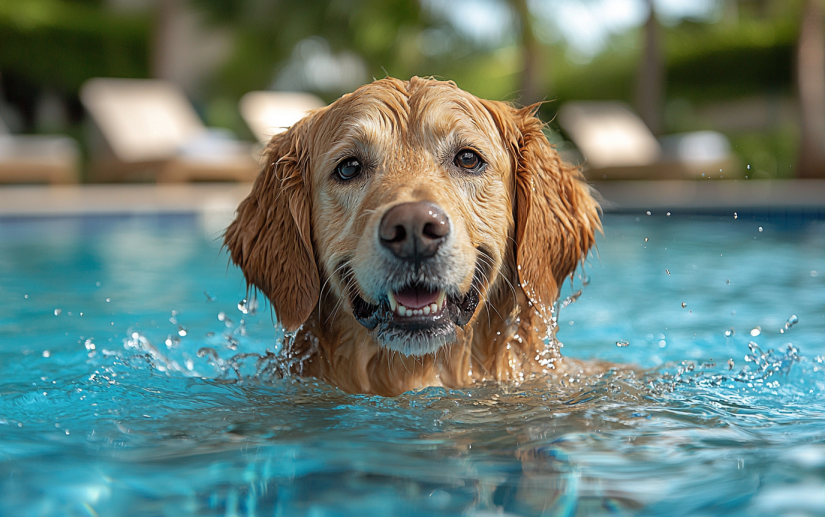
left=196, top=0, right=433, bottom=99
left=550, top=14, right=800, bottom=107
left=0, top=0, right=150, bottom=93
left=665, top=18, right=798, bottom=101
left=729, top=124, right=800, bottom=179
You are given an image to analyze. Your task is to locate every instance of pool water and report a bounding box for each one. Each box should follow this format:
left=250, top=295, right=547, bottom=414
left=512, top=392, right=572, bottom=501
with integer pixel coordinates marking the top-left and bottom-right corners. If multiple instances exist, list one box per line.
left=1, top=212, right=824, bottom=516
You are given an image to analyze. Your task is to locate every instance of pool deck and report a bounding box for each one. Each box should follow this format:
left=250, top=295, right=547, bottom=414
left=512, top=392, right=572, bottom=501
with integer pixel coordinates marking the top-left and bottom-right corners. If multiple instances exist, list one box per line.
left=0, top=180, right=824, bottom=217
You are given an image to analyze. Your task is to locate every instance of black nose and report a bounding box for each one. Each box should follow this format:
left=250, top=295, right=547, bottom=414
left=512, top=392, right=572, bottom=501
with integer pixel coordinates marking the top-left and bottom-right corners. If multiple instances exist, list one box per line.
left=379, top=202, right=450, bottom=261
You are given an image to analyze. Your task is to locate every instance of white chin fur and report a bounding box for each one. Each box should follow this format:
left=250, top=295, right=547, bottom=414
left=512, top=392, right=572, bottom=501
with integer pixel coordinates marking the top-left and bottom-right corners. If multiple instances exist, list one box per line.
left=376, top=325, right=456, bottom=356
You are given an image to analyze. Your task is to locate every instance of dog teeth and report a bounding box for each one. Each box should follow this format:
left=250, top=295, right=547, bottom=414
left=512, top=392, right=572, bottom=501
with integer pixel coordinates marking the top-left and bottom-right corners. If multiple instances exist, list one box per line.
left=389, top=290, right=446, bottom=318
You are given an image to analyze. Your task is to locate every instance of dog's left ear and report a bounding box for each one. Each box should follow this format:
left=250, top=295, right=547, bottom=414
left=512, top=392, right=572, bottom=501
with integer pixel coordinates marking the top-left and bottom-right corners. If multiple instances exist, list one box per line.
left=483, top=101, right=601, bottom=315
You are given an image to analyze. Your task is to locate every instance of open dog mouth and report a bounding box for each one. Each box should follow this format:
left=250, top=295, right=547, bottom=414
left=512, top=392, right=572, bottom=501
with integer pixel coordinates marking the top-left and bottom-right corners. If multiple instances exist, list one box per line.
left=347, top=266, right=484, bottom=356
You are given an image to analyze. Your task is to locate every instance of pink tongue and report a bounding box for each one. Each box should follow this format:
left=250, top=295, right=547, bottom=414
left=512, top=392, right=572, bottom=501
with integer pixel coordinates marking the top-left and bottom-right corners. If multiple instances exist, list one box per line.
left=394, top=286, right=439, bottom=309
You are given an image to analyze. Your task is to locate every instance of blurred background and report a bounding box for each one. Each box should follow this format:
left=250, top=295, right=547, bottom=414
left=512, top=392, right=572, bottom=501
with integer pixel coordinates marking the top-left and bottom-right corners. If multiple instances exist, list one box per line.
left=0, top=0, right=822, bottom=183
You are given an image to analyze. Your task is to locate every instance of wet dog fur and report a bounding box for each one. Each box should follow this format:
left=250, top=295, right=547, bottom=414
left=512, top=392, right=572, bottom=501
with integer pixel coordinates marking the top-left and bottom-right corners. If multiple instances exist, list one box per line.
left=225, top=77, right=601, bottom=396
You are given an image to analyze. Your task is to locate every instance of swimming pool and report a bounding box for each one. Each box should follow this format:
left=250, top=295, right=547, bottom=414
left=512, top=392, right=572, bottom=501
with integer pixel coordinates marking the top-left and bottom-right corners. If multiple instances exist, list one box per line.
left=1, top=209, right=824, bottom=516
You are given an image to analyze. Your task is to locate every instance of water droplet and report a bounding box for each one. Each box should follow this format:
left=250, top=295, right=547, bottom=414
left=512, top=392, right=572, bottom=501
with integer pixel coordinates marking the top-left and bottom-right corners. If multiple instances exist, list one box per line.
left=727, top=358, right=735, bottom=370
left=206, top=331, right=215, bottom=337
left=177, top=325, right=187, bottom=337
left=666, top=212, right=671, bottom=216
left=84, top=339, right=95, bottom=350
left=644, top=237, right=649, bottom=242
left=105, top=298, right=111, bottom=303
left=616, top=340, right=629, bottom=347
left=758, top=227, right=763, bottom=232
left=784, top=315, right=798, bottom=331
left=95, top=281, right=101, bottom=287
left=665, top=269, right=670, bottom=276
left=747, top=164, right=751, bottom=170
left=733, top=212, right=738, bottom=220
left=658, top=340, right=666, bottom=348
left=811, top=270, right=819, bottom=277
left=42, top=350, right=50, bottom=358
left=726, top=279, right=731, bottom=285
left=218, top=311, right=226, bottom=322
left=681, top=302, right=687, bottom=308
left=582, top=275, right=590, bottom=286
left=646, top=211, right=651, bottom=216
left=724, top=328, right=735, bottom=338
left=54, top=309, right=61, bottom=316
left=204, top=291, right=216, bottom=303
left=750, top=326, right=761, bottom=337
left=24, top=294, right=28, bottom=299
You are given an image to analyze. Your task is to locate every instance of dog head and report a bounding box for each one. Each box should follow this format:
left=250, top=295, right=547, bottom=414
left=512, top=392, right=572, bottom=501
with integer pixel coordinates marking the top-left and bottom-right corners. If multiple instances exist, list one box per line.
left=225, top=77, right=599, bottom=357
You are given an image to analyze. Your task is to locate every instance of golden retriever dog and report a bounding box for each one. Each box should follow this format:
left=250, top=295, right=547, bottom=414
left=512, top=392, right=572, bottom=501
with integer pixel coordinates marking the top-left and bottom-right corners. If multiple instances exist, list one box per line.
left=225, top=77, right=600, bottom=396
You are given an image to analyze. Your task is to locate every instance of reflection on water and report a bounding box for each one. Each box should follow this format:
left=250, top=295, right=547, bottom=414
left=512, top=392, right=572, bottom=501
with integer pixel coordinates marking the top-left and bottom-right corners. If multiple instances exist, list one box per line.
left=0, top=213, right=824, bottom=516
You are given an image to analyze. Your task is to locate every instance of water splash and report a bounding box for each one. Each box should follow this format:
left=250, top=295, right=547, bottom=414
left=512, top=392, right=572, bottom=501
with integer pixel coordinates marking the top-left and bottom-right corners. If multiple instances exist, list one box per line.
left=780, top=315, right=799, bottom=334
left=648, top=342, right=805, bottom=395
left=238, top=297, right=258, bottom=316
left=122, top=331, right=192, bottom=375
left=559, top=289, right=582, bottom=310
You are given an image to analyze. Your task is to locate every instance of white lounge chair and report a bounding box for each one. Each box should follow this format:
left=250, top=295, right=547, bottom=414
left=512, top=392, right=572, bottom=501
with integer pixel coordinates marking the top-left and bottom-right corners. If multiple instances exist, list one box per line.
left=558, top=101, right=735, bottom=180
left=81, top=78, right=259, bottom=183
left=239, top=91, right=325, bottom=144
left=0, top=115, right=79, bottom=184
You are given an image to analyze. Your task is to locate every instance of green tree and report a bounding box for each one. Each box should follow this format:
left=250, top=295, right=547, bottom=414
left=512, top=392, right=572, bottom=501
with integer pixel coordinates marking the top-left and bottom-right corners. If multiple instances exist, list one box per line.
left=190, top=0, right=433, bottom=99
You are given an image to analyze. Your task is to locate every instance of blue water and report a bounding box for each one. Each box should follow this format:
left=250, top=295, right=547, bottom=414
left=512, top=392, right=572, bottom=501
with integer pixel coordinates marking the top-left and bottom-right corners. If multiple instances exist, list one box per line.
left=1, top=212, right=824, bottom=516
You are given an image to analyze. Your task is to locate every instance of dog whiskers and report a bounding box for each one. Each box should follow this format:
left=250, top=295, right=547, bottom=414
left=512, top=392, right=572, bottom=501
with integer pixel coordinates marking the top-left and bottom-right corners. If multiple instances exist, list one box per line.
left=319, top=260, right=353, bottom=319
left=326, top=272, right=358, bottom=325
left=477, top=248, right=517, bottom=310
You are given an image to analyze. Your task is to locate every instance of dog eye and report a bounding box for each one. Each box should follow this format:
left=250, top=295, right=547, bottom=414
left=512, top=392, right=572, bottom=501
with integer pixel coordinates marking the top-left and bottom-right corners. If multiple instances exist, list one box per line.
left=336, top=158, right=362, bottom=181
left=454, top=150, right=484, bottom=172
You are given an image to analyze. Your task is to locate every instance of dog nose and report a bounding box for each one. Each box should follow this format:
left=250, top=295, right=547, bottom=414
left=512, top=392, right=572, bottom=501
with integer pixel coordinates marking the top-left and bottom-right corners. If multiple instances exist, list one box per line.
left=379, top=202, right=450, bottom=261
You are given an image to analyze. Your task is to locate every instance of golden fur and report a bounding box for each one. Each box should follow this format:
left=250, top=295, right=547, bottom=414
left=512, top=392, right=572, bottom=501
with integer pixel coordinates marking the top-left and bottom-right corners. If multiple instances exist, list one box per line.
left=225, top=77, right=601, bottom=396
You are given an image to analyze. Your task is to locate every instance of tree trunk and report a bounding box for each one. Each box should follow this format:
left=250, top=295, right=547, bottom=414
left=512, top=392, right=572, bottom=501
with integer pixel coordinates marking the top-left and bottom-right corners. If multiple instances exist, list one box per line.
left=151, top=0, right=178, bottom=81
left=634, top=2, right=665, bottom=135
left=797, top=0, right=825, bottom=178
left=510, top=0, right=543, bottom=104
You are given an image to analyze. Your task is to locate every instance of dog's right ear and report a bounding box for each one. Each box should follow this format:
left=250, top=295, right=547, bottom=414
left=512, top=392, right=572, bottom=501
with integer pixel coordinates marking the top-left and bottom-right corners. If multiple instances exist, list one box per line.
left=224, top=117, right=319, bottom=332
left=480, top=99, right=600, bottom=316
